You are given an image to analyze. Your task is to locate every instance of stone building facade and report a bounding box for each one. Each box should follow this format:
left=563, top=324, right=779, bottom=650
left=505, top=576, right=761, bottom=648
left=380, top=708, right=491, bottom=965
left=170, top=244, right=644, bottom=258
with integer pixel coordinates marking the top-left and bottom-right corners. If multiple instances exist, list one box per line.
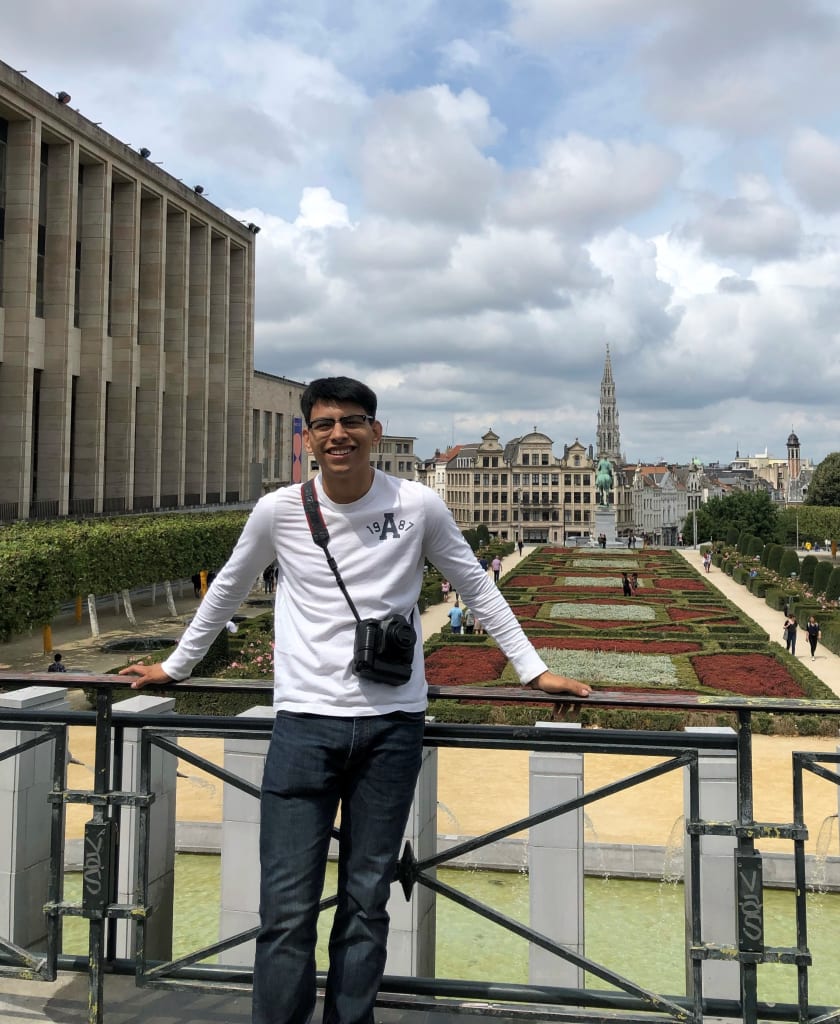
left=0, top=62, right=255, bottom=521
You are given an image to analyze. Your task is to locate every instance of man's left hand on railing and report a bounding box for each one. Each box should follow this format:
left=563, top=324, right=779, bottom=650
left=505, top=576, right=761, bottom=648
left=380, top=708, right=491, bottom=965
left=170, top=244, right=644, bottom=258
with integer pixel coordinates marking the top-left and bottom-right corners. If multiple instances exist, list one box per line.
left=118, top=663, right=175, bottom=690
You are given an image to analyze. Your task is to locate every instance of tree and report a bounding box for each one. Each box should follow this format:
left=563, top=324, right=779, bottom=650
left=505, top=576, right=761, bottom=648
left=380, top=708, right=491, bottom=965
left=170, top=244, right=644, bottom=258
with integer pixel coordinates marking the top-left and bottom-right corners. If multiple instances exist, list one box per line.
left=686, top=490, right=778, bottom=546
left=805, top=452, right=840, bottom=507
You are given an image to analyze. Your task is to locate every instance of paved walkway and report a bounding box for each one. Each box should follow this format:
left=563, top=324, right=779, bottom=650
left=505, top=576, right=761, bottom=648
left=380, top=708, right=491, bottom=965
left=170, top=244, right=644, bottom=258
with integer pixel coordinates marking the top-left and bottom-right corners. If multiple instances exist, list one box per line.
left=675, top=547, right=840, bottom=698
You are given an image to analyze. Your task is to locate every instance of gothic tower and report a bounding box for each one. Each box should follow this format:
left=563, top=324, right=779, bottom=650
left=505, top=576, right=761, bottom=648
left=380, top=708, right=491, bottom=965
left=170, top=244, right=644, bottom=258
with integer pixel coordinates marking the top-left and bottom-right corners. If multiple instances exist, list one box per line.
left=596, top=345, right=621, bottom=462
left=787, top=428, right=801, bottom=482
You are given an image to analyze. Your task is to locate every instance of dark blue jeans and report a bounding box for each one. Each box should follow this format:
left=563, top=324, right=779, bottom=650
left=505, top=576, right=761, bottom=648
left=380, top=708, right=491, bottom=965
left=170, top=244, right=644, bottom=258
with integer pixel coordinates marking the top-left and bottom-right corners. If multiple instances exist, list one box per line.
left=252, top=710, right=425, bottom=1024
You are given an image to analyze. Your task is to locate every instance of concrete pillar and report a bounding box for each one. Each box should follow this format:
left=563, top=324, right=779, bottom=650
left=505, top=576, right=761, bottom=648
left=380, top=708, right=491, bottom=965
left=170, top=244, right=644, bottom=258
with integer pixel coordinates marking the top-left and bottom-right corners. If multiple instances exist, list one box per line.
left=73, top=160, right=111, bottom=513
left=112, top=694, right=177, bottom=960
left=226, top=242, right=251, bottom=503
left=134, top=194, right=165, bottom=509
left=0, top=686, right=70, bottom=949
left=0, top=116, right=38, bottom=516
left=219, top=705, right=275, bottom=966
left=528, top=722, right=585, bottom=987
left=103, top=178, right=139, bottom=513
left=160, top=204, right=188, bottom=506
left=38, top=139, right=76, bottom=514
left=683, top=727, right=738, bottom=1000
left=386, top=739, right=438, bottom=977
left=185, top=219, right=210, bottom=505
left=206, top=234, right=229, bottom=503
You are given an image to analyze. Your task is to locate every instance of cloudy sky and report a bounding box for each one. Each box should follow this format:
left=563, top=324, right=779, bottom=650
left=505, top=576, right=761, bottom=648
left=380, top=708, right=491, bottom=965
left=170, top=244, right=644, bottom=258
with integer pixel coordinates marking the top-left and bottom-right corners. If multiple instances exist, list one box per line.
left=6, top=0, right=840, bottom=464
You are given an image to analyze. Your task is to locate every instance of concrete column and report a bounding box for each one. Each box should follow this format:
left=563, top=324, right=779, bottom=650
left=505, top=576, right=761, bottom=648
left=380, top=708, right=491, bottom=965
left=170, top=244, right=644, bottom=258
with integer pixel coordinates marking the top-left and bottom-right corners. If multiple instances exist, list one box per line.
left=206, top=234, right=229, bottom=503
left=386, top=740, right=438, bottom=977
left=0, top=686, right=70, bottom=949
left=226, top=242, right=251, bottom=503
left=185, top=219, right=210, bottom=504
left=683, top=727, right=738, bottom=1000
left=134, top=194, right=165, bottom=509
left=103, top=178, right=139, bottom=512
left=38, top=139, right=77, bottom=514
left=219, top=705, right=275, bottom=966
left=112, top=694, right=177, bottom=960
left=528, top=722, right=585, bottom=987
left=160, top=204, right=188, bottom=506
left=0, top=116, right=38, bottom=516
left=72, top=160, right=111, bottom=512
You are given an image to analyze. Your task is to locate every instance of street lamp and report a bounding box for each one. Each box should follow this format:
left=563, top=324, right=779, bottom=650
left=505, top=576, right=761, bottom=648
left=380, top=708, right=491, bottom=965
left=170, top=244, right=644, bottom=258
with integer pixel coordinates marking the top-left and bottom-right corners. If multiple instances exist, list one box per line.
left=693, top=506, right=697, bottom=549
left=796, top=513, right=799, bottom=550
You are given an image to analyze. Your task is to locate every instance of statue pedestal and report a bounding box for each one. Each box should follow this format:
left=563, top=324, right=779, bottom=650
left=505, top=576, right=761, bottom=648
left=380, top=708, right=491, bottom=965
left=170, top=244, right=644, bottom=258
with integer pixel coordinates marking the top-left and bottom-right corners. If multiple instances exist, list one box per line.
left=593, top=506, right=619, bottom=547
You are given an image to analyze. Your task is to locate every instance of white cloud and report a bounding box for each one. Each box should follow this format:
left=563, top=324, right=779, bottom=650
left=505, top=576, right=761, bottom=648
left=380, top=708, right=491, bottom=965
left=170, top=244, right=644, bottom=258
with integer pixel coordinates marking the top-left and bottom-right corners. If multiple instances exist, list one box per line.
left=357, top=86, right=502, bottom=227
left=786, top=128, right=840, bottom=213
left=500, top=134, right=681, bottom=237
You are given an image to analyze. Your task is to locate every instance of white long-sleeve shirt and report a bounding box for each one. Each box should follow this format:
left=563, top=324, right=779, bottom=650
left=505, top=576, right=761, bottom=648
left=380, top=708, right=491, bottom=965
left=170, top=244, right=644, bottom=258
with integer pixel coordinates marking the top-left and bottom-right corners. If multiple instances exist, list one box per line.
left=161, top=471, right=548, bottom=715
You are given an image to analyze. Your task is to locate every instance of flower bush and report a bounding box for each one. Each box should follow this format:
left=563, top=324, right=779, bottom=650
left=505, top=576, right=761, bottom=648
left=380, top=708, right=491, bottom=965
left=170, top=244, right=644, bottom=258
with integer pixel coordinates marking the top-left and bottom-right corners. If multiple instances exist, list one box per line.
left=549, top=602, right=655, bottom=621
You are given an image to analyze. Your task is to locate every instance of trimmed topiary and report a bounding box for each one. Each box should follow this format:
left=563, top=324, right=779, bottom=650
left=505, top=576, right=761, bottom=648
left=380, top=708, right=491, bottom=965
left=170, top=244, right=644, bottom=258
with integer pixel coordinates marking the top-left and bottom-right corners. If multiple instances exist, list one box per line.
left=726, top=527, right=740, bottom=546
left=812, top=560, right=833, bottom=595
left=766, top=545, right=784, bottom=573
left=826, top=566, right=840, bottom=603
left=799, top=554, right=819, bottom=586
left=778, top=548, right=801, bottom=580
left=747, top=536, right=764, bottom=558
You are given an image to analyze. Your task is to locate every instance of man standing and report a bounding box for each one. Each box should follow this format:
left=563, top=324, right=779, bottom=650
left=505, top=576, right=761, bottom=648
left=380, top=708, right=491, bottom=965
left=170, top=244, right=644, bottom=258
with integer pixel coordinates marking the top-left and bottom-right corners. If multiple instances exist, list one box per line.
left=120, top=377, right=589, bottom=1024
left=491, top=555, right=502, bottom=583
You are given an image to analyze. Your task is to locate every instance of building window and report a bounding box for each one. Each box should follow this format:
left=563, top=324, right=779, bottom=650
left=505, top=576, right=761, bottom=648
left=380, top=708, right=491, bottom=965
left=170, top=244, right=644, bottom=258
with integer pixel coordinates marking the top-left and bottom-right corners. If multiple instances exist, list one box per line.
left=583, top=474, right=591, bottom=485
left=74, top=165, right=84, bottom=328
left=0, top=117, right=7, bottom=307
left=274, top=414, right=283, bottom=478
left=541, top=454, right=549, bottom=465
left=522, top=454, right=529, bottom=465
left=36, top=143, right=48, bottom=318
left=564, top=474, right=571, bottom=485
left=252, top=410, right=260, bottom=461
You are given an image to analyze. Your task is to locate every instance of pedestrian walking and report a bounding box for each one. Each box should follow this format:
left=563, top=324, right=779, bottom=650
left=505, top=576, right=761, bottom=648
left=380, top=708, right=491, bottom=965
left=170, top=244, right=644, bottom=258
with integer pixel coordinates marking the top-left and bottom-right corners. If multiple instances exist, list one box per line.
left=783, top=614, right=798, bottom=655
left=805, top=616, right=821, bottom=660
left=491, top=556, right=502, bottom=583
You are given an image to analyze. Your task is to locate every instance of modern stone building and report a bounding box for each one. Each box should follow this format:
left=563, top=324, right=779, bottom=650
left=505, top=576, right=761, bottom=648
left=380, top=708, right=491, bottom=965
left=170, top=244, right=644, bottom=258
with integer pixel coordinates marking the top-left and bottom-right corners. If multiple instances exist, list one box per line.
left=0, top=61, right=256, bottom=521
left=251, top=370, right=307, bottom=494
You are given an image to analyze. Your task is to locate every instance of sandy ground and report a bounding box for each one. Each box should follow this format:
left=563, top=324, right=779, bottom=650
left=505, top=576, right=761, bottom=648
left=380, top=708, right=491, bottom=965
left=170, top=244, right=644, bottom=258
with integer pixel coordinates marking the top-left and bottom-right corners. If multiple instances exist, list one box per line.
left=62, top=731, right=840, bottom=857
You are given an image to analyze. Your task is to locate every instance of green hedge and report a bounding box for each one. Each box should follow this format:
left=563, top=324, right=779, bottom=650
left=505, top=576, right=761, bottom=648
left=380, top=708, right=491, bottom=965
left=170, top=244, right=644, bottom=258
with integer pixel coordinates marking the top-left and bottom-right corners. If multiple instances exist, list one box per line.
left=0, top=512, right=247, bottom=641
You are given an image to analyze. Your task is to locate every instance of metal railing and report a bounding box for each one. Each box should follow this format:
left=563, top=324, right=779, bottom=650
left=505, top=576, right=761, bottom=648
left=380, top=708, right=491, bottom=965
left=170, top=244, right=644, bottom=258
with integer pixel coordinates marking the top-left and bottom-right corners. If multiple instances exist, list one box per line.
left=1, top=676, right=839, bottom=1024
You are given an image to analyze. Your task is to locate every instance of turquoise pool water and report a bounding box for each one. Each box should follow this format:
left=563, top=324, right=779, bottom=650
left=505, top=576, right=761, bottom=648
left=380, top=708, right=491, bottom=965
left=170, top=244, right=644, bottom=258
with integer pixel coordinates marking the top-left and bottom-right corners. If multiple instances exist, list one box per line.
left=63, top=856, right=839, bottom=1005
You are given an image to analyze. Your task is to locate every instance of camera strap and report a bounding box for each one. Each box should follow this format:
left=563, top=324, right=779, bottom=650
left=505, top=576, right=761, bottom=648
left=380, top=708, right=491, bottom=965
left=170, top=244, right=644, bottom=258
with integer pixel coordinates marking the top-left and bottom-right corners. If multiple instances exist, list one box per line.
left=301, top=479, right=362, bottom=624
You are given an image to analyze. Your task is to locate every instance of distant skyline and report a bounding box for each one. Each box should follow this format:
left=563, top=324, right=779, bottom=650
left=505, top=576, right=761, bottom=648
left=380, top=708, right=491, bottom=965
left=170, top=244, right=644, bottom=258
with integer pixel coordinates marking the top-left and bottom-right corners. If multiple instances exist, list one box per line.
left=5, top=1, right=840, bottom=463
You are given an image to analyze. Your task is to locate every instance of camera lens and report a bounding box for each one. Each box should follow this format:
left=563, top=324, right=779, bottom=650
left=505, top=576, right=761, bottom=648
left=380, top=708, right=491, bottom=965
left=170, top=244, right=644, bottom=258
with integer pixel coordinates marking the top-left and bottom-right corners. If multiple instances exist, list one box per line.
left=384, top=617, right=416, bottom=651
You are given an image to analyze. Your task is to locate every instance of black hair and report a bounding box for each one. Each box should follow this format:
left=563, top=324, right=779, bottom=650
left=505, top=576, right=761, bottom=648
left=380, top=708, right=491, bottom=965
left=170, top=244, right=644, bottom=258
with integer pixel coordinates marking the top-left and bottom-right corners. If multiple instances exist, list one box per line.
left=300, top=377, right=377, bottom=424
left=53, top=652, right=62, bottom=662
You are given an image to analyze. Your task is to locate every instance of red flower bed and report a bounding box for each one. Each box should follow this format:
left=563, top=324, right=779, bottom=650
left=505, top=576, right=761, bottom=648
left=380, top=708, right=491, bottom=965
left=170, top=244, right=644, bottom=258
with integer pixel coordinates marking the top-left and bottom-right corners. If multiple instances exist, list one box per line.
left=507, top=575, right=556, bottom=587
left=510, top=604, right=542, bottom=618
left=691, top=654, right=805, bottom=698
left=652, top=578, right=708, bottom=591
left=533, top=637, right=701, bottom=654
left=424, top=646, right=508, bottom=686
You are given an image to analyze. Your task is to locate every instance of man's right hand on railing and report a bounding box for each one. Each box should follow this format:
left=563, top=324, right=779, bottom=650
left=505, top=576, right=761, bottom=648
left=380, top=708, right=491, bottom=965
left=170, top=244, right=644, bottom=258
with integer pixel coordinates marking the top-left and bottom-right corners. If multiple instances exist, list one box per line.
left=118, top=662, right=175, bottom=690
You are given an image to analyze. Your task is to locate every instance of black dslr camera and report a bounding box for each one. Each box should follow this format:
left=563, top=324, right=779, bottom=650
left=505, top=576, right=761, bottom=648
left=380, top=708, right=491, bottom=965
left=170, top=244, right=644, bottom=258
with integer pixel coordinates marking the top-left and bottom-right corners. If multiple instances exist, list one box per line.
left=353, top=614, right=417, bottom=686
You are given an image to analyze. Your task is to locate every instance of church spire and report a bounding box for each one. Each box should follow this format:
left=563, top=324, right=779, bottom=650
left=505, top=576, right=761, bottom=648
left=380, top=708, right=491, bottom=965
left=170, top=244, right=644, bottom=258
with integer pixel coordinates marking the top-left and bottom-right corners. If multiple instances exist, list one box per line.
left=596, top=345, right=621, bottom=462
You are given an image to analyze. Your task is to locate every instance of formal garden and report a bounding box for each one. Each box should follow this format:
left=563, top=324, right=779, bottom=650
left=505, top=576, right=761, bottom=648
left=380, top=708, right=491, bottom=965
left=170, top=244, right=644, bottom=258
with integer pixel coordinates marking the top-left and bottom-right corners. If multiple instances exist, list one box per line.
left=184, top=545, right=836, bottom=733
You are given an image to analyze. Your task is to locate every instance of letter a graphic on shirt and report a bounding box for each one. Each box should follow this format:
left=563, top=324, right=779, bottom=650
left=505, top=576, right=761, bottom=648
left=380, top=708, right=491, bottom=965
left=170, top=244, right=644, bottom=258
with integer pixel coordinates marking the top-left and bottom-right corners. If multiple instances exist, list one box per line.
left=379, top=512, right=400, bottom=540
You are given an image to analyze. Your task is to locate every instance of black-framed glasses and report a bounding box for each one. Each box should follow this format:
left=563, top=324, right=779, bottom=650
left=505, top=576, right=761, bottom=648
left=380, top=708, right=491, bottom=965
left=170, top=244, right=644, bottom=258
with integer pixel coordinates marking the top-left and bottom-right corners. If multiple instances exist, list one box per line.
left=307, top=414, right=374, bottom=435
